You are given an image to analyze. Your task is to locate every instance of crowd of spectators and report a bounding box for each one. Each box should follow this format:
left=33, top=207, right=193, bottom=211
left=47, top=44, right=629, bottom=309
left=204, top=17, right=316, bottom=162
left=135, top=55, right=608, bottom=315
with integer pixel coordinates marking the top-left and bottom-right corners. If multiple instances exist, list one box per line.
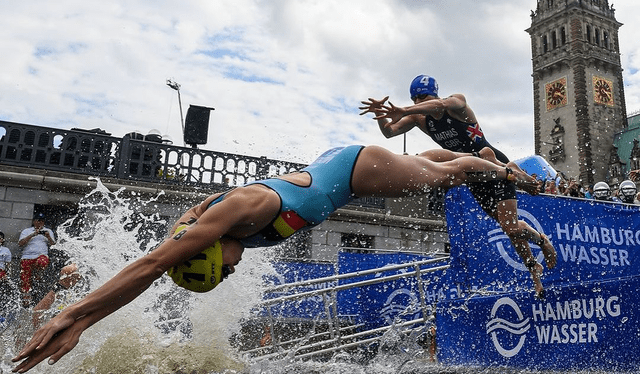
left=530, top=172, right=640, bottom=205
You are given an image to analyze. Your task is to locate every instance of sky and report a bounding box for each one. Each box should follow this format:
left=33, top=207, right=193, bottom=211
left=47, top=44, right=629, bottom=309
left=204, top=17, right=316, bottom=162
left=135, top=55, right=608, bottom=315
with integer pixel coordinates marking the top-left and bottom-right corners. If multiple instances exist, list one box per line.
left=1, top=0, right=640, bottom=165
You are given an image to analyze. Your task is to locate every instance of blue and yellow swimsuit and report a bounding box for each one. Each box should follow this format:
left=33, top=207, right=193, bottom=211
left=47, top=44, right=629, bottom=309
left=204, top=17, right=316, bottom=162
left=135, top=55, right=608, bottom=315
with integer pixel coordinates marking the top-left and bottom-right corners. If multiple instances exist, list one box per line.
left=207, top=145, right=365, bottom=248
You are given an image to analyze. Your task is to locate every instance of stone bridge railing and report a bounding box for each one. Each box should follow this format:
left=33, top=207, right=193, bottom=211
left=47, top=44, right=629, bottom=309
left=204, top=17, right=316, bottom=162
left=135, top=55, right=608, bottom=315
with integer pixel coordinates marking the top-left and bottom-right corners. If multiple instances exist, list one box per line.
left=0, top=120, right=414, bottom=211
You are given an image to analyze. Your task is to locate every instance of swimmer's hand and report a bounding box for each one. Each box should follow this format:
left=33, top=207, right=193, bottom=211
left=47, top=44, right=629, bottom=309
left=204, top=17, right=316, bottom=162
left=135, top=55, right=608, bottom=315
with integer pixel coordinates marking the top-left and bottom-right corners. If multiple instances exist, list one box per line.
left=358, top=96, right=389, bottom=116
left=373, top=101, right=406, bottom=124
left=12, top=310, right=88, bottom=373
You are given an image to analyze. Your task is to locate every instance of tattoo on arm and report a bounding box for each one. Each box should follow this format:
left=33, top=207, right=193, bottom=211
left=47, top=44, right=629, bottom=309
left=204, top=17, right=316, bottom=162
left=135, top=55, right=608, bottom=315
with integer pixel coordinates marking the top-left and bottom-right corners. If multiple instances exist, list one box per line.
left=172, top=217, right=197, bottom=241
left=173, top=230, right=187, bottom=241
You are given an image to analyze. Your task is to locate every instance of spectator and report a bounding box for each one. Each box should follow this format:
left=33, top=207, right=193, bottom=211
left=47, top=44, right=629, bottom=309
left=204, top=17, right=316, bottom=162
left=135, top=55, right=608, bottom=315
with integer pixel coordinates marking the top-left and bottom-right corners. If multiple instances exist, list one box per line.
left=12, top=263, right=82, bottom=351
left=259, top=325, right=272, bottom=347
left=18, top=213, right=56, bottom=307
left=0, top=231, right=11, bottom=280
left=593, top=181, right=620, bottom=202
left=618, top=180, right=638, bottom=204
left=584, top=185, right=595, bottom=199
left=613, top=187, right=620, bottom=200
left=31, top=248, right=71, bottom=306
left=1, top=232, right=20, bottom=336
left=31, top=263, right=81, bottom=329
left=557, top=178, right=568, bottom=195
left=564, top=178, right=582, bottom=198
left=0, top=278, right=20, bottom=334
left=544, top=180, right=557, bottom=194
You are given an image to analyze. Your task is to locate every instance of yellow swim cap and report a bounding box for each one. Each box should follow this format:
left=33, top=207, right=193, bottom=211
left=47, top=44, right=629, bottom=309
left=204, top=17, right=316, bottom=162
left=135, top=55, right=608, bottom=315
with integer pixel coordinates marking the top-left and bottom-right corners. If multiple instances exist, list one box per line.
left=167, top=224, right=223, bottom=293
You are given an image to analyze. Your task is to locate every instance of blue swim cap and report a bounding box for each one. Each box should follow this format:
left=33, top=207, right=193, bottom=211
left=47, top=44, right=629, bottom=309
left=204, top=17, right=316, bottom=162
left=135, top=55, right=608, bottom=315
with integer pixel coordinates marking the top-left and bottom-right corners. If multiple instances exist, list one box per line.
left=410, top=75, right=438, bottom=99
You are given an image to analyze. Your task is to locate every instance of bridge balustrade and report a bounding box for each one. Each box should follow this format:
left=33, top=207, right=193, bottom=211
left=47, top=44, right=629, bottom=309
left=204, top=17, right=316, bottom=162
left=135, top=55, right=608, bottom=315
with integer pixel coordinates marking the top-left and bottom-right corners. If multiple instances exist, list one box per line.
left=0, top=120, right=304, bottom=187
left=0, top=120, right=419, bottom=210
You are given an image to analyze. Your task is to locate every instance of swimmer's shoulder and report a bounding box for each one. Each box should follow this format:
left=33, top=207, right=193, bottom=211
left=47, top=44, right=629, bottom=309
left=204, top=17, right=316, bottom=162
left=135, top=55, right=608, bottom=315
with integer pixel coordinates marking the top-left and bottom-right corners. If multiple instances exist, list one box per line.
left=200, top=184, right=275, bottom=211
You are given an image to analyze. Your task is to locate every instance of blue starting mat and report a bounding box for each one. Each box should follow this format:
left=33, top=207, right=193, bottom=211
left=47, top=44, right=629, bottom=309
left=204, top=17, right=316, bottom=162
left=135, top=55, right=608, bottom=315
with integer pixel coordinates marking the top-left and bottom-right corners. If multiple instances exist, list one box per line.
left=514, top=155, right=559, bottom=183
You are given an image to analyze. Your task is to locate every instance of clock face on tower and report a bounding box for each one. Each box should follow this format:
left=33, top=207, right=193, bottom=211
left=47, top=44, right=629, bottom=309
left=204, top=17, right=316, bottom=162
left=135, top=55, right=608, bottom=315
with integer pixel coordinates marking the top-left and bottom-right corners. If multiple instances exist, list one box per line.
left=593, top=76, right=614, bottom=106
left=545, top=77, right=568, bottom=111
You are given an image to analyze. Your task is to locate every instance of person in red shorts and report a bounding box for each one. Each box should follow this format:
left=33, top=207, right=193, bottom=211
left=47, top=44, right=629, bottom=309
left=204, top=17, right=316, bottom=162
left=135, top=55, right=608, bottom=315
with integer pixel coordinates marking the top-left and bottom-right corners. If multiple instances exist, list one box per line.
left=18, top=213, right=56, bottom=307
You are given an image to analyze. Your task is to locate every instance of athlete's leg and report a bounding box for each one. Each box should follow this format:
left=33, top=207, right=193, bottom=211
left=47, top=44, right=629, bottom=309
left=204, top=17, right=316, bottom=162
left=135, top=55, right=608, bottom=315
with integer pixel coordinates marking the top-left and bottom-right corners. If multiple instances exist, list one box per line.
left=351, top=145, right=526, bottom=197
left=418, top=147, right=502, bottom=166
left=20, top=259, right=35, bottom=294
left=20, top=259, right=36, bottom=306
left=471, top=147, right=532, bottom=182
left=474, top=147, right=530, bottom=178
left=492, top=199, right=556, bottom=298
left=417, top=149, right=470, bottom=162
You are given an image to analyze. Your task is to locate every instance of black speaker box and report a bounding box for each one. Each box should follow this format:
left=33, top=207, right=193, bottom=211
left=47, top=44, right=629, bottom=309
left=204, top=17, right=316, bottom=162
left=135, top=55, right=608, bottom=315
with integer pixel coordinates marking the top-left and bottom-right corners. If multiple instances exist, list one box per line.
left=184, top=105, right=214, bottom=145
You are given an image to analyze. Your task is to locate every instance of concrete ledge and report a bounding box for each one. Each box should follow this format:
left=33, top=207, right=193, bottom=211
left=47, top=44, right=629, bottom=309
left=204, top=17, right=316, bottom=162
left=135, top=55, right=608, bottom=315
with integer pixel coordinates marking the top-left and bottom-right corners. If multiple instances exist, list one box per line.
left=0, top=171, right=44, bottom=189
left=0, top=170, right=209, bottom=205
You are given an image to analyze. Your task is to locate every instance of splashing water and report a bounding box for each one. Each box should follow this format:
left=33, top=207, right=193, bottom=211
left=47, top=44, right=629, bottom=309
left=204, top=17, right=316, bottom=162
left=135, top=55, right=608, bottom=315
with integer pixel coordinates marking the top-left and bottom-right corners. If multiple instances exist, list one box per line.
left=0, top=179, right=619, bottom=374
left=1, top=179, right=270, bottom=373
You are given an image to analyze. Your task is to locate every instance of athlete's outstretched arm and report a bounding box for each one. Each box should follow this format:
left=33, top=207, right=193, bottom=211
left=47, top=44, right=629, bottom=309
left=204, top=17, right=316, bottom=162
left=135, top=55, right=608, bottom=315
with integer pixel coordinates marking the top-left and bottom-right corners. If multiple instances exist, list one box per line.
left=375, top=94, right=478, bottom=126
left=12, top=197, right=250, bottom=373
left=359, top=96, right=421, bottom=138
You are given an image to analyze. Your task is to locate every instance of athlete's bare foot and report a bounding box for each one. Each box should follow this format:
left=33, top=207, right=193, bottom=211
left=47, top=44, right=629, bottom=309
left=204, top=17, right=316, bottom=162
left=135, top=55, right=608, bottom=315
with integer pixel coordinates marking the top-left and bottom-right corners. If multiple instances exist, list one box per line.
left=478, top=147, right=502, bottom=166
left=529, top=262, right=545, bottom=299
left=538, top=233, right=557, bottom=269
left=506, top=161, right=539, bottom=195
left=506, top=159, right=528, bottom=176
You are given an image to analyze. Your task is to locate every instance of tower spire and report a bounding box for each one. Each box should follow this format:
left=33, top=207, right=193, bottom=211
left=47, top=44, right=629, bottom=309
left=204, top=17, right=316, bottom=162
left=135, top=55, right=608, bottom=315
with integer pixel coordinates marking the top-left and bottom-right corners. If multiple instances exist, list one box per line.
left=526, top=0, right=625, bottom=185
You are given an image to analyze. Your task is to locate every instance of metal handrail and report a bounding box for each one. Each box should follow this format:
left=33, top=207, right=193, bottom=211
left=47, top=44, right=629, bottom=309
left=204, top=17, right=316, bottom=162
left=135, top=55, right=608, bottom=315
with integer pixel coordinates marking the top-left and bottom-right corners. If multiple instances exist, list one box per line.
left=244, top=322, right=366, bottom=356
left=254, top=316, right=433, bottom=361
left=262, top=264, right=449, bottom=306
left=251, top=257, right=449, bottom=360
left=265, top=257, right=449, bottom=294
left=294, top=317, right=432, bottom=360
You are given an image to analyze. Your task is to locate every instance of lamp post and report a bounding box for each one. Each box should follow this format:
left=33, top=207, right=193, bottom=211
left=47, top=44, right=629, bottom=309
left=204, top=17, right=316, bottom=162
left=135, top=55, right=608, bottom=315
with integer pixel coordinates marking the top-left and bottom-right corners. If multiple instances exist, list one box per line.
left=166, top=79, right=189, bottom=180
left=403, top=133, right=407, bottom=155
left=166, top=79, right=185, bottom=135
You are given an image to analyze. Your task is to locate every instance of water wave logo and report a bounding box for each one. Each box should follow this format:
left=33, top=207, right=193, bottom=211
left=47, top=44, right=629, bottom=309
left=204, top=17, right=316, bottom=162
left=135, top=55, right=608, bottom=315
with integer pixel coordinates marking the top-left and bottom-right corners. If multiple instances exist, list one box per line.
left=487, top=208, right=546, bottom=271
left=380, top=288, right=420, bottom=324
left=486, top=297, right=530, bottom=357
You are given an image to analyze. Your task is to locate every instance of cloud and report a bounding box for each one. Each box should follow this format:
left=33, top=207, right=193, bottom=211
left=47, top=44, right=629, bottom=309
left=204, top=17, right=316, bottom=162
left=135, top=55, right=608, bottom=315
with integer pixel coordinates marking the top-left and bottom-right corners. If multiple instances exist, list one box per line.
left=0, top=0, right=638, bottom=165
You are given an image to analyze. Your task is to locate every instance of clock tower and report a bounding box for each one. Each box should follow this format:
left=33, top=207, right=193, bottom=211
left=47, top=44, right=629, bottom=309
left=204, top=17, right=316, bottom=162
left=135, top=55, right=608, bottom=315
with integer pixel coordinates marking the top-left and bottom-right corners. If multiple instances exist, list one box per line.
left=526, top=0, right=627, bottom=185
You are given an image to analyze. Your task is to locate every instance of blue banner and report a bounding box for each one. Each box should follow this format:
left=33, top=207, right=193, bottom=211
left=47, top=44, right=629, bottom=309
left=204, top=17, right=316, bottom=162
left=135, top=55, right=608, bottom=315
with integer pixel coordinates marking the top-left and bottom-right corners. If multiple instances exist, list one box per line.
left=336, top=251, right=447, bottom=330
left=260, top=260, right=336, bottom=319
left=444, top=187, right=640, bottom=295
left=437, top=276, right=640, bottom=371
